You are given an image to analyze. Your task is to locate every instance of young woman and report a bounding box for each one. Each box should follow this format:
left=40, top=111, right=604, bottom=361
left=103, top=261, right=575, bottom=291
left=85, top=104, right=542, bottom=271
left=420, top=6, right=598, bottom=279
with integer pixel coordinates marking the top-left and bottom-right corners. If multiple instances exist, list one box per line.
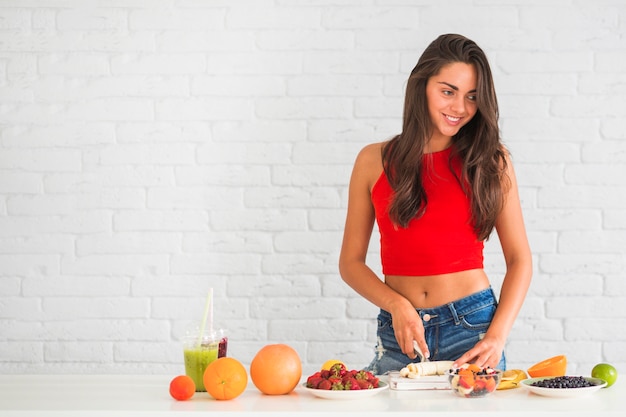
left=339, top=34, right=532, bottom=375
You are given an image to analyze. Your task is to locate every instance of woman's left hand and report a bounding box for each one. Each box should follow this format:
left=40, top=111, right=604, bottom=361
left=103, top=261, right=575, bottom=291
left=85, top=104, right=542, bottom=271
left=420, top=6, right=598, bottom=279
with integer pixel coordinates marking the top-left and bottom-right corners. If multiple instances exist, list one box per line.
left=452, top=335, right=504, bottom=369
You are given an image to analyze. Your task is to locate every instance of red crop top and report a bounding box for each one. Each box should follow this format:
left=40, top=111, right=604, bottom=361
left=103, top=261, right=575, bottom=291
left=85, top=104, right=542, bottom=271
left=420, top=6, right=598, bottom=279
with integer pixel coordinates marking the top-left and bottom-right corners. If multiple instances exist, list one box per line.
left=371, top=146, right=484, bottom=276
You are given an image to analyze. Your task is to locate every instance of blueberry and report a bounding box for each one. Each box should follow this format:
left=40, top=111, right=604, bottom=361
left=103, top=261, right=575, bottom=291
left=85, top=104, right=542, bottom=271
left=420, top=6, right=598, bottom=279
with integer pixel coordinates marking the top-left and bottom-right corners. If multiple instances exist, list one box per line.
left=530, top=376, right=594, bottom=389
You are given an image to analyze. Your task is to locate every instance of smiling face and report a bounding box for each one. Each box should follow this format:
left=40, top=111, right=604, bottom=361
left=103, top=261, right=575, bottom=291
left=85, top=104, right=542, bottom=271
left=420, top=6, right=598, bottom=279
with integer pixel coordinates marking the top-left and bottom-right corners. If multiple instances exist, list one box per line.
left=425, top=61, right=478, bottom=149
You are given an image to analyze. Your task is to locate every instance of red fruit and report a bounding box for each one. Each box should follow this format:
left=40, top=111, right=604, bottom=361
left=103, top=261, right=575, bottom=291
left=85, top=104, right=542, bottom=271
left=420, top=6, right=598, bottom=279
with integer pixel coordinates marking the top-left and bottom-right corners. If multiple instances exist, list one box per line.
left=459, top=375, right=473, bottom=389
left=483, top=376, right=496, bottom=392
left=340, top=375, right=358, bottom=390
left=331, top=380, right=344, bottom=390
left=474, top=378, right=486, bottom=391
left=306, top=375, right=323, bottom=388
left=330, top=363, right=347, bottom=377
left=169, top=375, right=195, bottom=401
left=357, top=379, right=372, bottom=389
left=305, top=364, right=381, bottom=391
left=328, top=376, right=342, bottom=386
left=317, top=379, right=332, bottom=390
left=342, top=375, right=355, bottom=384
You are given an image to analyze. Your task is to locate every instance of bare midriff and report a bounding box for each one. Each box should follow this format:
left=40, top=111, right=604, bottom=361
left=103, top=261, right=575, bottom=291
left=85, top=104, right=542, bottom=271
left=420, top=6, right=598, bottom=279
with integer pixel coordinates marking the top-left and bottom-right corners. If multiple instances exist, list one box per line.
left=385, top=269, right=490, bottom=309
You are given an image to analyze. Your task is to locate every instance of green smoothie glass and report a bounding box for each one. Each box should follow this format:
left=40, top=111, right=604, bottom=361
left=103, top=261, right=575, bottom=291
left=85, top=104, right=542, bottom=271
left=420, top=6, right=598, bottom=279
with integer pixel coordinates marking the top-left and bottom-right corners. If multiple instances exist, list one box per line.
left=183, top=335, right=219, bottom=392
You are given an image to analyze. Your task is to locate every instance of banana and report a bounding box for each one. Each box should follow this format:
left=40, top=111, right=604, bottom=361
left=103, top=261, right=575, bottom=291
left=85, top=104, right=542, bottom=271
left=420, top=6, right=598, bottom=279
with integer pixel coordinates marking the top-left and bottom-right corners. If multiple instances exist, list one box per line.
left=497, top=369, right=528, bottom=390
left=399, top=361, right=454, bottom=378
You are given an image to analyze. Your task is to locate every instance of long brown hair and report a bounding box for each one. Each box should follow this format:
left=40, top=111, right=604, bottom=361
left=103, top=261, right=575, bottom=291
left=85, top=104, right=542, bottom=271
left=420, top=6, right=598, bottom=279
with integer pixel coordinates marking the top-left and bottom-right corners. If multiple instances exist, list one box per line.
left=382, top=33, right=509, bottom=241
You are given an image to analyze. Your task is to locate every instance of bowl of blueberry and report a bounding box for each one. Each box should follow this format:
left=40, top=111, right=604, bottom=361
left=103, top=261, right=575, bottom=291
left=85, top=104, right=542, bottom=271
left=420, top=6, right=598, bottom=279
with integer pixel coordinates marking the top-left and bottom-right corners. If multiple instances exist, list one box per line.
left=448, top=364, right=502, bottom=398
left=520, top=375, right=607, bottom=398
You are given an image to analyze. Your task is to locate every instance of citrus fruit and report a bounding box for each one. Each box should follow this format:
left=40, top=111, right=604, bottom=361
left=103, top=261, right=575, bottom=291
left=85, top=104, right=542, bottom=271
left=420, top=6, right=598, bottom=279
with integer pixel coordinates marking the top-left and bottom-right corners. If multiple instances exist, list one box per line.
left=250, top=343, right=302, bottom=395
left=169, top=375, right=195, bottom=401
left=203, top=357, right=248, bottom=400
left=591, top=363, right=618, bottom=387
left=321, top=359, right=343, bottom=371
left=497, top=369, right=527, bottom=390
left=527, top=355, right=567, bottom=378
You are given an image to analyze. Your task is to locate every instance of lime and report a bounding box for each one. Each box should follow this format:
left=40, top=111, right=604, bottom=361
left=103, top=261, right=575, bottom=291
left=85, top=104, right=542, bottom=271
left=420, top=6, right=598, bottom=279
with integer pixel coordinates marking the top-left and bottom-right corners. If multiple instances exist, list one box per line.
left=591, top=363, right=618, bottom=387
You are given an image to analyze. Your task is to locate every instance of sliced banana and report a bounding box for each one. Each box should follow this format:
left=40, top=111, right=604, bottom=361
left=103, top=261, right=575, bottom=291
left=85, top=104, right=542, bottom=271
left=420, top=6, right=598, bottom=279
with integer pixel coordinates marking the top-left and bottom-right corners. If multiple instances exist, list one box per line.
left=399, top=361, right=454, bottom=378
left=497, top=369, right=527, bottom=390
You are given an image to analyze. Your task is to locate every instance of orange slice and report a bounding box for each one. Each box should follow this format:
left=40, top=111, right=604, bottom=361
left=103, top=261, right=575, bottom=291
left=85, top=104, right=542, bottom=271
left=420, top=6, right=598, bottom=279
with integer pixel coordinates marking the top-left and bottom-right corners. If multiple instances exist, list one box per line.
left=527, top=355, right=567, bottom=378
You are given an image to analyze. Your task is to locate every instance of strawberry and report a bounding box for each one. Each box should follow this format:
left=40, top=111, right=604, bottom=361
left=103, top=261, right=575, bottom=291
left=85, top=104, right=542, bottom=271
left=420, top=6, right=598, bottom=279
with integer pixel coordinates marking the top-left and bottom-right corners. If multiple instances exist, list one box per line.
left=342, top=375, right=356, bottom=384
left=331, top=381, right=344, bottom=390
left=329, top=363, right=347, bottom=377
left=317, top=379, right=332, bottom=390
left=355, top=370, right=370, bottom=380
left=306, top=375, right=324, bottom=388
left=344, top=378, right=360, bottom=390
left=305, top=364, right=380, bottom=391
left=356, top=379, right=372, bottom=389
left=306, top=372, right=321, bottom=381
left=328, top=376, right=342, bottom=386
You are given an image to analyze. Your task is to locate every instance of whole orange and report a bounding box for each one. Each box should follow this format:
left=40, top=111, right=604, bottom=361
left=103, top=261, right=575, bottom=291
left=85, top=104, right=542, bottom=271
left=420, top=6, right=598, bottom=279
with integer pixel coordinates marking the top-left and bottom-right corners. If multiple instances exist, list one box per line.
left=250, top=343, right=302, bottom=395
left=203, top=357, right=248, bottom=400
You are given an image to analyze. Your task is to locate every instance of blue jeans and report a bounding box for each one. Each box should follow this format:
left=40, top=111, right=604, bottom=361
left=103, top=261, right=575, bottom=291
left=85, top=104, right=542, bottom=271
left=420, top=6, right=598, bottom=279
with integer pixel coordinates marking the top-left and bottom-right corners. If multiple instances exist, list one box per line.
left=363, top=287, right=506, bottom=375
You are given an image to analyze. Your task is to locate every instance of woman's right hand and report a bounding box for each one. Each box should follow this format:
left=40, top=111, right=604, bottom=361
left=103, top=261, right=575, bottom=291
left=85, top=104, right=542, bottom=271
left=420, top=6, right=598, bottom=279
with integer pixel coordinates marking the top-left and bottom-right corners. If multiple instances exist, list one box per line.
left=390, top=300, right=429, bottom=361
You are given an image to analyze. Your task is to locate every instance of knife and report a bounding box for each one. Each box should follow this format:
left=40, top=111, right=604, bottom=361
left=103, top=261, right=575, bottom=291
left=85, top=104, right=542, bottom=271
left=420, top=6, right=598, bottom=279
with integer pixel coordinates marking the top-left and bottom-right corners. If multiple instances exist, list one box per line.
left=413, top=340, right=429, bottom=363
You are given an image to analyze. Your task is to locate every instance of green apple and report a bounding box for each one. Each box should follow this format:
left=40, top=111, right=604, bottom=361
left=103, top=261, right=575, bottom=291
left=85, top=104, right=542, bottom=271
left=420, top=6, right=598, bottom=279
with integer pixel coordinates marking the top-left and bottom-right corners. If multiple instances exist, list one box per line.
left=591, top=363, right=618, bottom=387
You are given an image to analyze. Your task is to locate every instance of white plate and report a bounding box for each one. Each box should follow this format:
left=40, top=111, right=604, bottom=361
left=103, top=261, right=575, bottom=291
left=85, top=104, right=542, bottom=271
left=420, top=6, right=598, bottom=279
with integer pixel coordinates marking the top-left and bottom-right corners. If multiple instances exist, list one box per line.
left=520, top=377, right=607, bottom=398
left=388, top=374, right=449, bottom=390
left=301, top=381, right=389, bottom=400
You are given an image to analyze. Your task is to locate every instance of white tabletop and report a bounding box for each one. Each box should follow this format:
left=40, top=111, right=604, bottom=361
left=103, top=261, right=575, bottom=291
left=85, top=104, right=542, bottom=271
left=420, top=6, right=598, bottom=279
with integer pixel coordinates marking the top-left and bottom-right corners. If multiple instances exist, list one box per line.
left=0, top=374, right=622, bottom=416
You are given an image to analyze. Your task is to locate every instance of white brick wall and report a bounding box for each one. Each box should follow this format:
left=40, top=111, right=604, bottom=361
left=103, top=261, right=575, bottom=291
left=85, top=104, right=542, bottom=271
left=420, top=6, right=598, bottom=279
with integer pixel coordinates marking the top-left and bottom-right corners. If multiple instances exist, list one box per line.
left=1, top=0, right=625, bottom=377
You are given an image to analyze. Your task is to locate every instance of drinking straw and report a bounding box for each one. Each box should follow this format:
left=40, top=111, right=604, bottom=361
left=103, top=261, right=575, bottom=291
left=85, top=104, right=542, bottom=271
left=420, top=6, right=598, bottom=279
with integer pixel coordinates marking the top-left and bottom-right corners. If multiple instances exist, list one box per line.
left=198, top=288, right=213, bottom=346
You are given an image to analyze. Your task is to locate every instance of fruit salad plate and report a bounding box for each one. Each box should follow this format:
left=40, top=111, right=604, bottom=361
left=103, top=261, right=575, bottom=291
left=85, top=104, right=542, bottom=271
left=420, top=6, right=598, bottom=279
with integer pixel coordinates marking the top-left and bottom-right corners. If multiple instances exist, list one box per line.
left=301, top=381, right=389, bottom=400
left=520, top=377, right=607, bottom=398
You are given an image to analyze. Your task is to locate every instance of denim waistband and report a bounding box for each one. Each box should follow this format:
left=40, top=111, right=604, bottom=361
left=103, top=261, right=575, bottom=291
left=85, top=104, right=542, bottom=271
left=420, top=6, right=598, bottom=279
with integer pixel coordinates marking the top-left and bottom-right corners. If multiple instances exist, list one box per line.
left=380, top=287, right=497, bottom=327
